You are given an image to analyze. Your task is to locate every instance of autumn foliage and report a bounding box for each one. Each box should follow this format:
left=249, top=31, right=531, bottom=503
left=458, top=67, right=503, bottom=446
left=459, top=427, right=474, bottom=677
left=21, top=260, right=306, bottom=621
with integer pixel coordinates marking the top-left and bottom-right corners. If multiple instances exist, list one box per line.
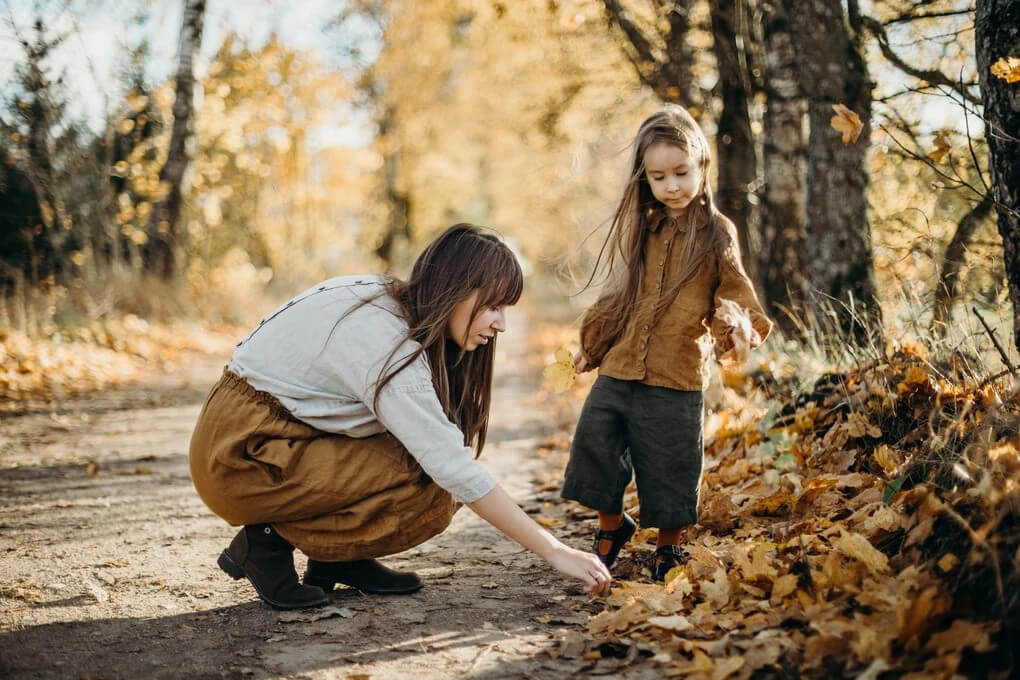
left=534, top=326, right=1018, bottom=678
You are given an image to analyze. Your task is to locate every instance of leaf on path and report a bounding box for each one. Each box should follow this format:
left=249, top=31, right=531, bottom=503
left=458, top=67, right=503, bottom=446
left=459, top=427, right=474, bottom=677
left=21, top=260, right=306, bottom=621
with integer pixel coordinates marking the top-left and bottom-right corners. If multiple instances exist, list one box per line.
left=700, top=567, right=731, bottom=609
left=936, top=553, right=958, bottom=572
left=770, top=573, right=798, bottom=602
left=646, top=614, right=693, bottom=633
left=831, top=528, right=889, bottom=574
left=926, top=619, right=996, bottom=654
left=897, top=584, right=951, bottom=648
left=588, top=598, right=649, bottom=635
left=542, top=347, right=576, bottom=392
left=278, top=605, right=357, bottom=623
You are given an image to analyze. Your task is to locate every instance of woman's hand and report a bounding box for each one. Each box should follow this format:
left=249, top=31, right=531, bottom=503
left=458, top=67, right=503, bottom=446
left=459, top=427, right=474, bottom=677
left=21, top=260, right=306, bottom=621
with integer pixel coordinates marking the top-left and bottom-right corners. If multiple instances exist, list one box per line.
left=546, top=544, right=613, bottom=596
left=467, top=485, right=611, bottom=596
left=574, top=352, right=593, bottom=373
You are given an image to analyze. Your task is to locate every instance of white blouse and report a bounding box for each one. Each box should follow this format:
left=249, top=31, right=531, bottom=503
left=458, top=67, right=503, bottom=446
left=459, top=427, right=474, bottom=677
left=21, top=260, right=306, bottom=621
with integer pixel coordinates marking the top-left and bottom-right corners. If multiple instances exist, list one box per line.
left=227, top=275, right=497, bottom=503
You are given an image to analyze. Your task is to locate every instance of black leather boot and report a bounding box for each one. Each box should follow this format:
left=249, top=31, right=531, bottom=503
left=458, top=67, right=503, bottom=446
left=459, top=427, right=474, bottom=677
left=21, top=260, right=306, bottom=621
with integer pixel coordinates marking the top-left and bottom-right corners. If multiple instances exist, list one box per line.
left=217, top=524, right=330, bottom=610
left=304, top=559, right=423, bottom=594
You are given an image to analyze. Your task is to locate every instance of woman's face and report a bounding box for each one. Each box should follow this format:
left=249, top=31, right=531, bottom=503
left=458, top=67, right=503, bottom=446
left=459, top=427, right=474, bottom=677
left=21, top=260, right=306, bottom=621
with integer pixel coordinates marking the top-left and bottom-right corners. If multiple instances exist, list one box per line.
left=447, top=289, right=508, bottom=351
left=643, top=141, right=702, bottom=217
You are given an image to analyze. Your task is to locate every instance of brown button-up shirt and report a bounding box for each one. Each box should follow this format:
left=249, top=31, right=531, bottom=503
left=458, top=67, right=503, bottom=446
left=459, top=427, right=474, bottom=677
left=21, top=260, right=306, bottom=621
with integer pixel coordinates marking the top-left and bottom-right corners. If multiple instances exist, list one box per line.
left=580, top=212, right=772, bottom=391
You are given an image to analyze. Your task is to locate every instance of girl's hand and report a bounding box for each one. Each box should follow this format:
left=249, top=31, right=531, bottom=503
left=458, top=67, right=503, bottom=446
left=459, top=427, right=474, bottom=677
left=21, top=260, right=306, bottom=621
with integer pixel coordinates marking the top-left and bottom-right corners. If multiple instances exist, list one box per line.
left=574, top=352, right=592, bottom=373
left=545, top=544, right=612, bottom=596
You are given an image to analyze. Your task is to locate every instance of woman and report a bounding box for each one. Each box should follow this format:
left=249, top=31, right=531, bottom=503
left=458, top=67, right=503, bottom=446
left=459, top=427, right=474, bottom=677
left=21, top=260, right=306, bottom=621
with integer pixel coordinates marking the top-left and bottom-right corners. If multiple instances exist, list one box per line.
left=189, top=224, right=612, bottom=609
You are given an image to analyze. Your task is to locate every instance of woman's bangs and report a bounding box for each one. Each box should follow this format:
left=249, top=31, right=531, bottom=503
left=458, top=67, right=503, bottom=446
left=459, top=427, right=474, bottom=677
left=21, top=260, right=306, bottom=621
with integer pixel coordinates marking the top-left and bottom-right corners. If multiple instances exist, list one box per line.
left=479, top=255, right=523, bottom=309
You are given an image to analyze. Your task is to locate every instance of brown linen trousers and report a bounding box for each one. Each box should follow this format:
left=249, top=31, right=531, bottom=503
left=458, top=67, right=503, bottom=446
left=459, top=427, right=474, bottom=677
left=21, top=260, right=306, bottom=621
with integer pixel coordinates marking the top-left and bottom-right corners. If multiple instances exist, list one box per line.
left=189, top=370, right=458, bottom=561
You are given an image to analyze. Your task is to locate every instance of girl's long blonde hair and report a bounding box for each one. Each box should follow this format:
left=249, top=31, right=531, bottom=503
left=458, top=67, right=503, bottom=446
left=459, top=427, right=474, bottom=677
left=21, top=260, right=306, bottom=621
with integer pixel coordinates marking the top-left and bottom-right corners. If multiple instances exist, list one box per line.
left=583, top=105, right=731, bottom=338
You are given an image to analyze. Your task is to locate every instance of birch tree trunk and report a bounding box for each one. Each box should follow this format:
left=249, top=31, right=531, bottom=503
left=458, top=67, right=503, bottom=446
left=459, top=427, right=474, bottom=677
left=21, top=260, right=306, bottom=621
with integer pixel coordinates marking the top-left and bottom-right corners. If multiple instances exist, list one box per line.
left=975, top=0, right=1020, bottom=351
left=782, top=0, right=880, bottom=343
left=143, top=0, right=206, bottom=279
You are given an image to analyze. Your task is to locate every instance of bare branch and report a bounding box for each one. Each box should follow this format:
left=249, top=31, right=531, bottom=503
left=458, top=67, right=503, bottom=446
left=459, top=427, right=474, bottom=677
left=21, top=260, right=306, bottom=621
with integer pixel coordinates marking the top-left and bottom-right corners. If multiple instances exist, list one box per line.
left=884, top=7, right=975, bottom=26
left=860, top=14, right=980, bottom=105
left=602, top=0, right=660, bottom=71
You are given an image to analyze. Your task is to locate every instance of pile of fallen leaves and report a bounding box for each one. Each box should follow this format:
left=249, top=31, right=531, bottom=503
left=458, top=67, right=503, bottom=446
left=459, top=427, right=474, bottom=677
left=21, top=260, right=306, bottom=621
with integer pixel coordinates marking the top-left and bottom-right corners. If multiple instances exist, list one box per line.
left=532, top=327, right=1018, bottom=679
left=0, top=317, right=239, bottom=403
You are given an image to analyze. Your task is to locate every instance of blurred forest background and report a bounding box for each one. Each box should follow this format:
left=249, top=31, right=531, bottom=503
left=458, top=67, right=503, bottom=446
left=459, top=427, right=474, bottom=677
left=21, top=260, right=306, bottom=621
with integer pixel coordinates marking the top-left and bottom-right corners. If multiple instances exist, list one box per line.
left=1, top=0, right=1017, bottom=359
left=2, top=2, right=1020, bottom=675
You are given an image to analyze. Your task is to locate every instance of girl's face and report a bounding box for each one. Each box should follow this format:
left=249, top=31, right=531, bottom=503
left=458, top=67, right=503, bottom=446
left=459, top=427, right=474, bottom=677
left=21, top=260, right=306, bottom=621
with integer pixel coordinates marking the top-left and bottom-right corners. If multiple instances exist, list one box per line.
left=447, top=289, right=509, bottom=351
left=643, top=141, right=702, bottom=217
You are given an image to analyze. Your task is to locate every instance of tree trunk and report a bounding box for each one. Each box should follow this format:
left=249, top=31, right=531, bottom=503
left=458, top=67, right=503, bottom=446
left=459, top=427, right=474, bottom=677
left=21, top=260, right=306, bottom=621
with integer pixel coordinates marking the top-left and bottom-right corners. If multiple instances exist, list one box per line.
left=759, top=0, right=809, bottom=336
left=783, top=0, right=880, bottom=343
left=373, top=106, right=410, bottom=268
left=932, top=193, right=995, bottom=334
left=709, top=0, right=757, bottom=283
left=143, top=0, right=206, bottom=280
left=975, top=0, right=1020, bottom=351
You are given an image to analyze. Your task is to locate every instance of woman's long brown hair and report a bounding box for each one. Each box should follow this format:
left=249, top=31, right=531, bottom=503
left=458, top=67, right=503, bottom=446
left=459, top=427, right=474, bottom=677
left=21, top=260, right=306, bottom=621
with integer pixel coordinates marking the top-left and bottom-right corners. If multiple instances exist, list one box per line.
left=374, top=224, right=523, bottom=456
left=583, top=105, right=731, bottom=341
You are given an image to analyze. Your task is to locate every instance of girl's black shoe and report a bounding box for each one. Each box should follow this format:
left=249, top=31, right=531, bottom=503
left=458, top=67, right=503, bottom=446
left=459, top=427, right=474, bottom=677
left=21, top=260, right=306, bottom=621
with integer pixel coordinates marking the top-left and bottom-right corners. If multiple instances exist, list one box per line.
left=592, top=513, right=636, bottom=568
left=651, top=544, right=688, bottom=582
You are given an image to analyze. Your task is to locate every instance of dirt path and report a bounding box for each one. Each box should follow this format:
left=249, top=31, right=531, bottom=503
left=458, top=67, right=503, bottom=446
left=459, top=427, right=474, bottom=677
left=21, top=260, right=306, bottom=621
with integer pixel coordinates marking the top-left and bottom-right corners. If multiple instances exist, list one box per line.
left=0, top=311, right=637, bottom=680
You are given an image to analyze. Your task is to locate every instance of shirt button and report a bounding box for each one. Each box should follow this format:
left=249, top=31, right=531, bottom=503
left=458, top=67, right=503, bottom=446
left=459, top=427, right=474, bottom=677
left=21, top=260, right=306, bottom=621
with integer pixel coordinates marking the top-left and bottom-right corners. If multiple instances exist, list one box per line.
left=664, top=239, right=670, bottom=245
left=659, top=260, right=664, bottom=266
left=643, top=325, right=649, bottom=331
left=655, top=283, right=660, bottom=289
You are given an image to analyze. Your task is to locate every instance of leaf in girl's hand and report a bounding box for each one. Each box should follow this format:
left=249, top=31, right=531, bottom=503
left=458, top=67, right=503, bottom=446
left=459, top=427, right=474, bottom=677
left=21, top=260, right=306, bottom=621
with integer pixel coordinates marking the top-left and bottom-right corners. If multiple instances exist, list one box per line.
left=830, top=104, right=863, bottom=144
left=543, top=346, right=576, bottom=392
left=716, top=299, right=754, bottom=365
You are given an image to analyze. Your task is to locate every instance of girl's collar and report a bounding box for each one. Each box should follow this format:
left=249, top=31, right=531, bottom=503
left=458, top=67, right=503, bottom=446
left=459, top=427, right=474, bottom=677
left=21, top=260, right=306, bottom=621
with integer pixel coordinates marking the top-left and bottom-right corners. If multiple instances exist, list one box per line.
left=646, top=206, right=708, bottom=232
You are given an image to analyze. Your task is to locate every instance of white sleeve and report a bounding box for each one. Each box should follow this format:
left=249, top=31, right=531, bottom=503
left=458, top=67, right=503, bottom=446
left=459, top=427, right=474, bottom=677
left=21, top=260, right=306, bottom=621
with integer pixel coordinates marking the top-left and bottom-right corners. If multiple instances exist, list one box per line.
left=373, top=382, right=497, bottom=503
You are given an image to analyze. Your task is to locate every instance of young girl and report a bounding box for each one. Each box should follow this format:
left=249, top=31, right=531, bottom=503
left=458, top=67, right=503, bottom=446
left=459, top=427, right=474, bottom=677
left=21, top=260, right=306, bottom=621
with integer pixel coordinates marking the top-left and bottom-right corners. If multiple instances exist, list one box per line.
left=561, top=105, right=772, bottom=581
left=190, top=224, right=611, bottom=610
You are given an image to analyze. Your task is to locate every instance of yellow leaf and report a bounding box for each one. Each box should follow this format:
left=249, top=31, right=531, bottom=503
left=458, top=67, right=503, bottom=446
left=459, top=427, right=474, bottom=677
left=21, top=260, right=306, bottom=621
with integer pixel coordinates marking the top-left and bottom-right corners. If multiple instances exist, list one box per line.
left=535, top=514, right=563, bottom=528
left=542, top=346, right=576, bottom=392
left=903, top=365, right=930, bottom=385
left=715, top=299, right=756, bottom=364
left=647, top=614, right=693, bottom=632
left=874, top=444, right=902, bottom=474
left=937, top=553, right=959, bottom=572
left=927, top=619, right=996, bottom=654
left=990, top=56, right=1020, bottom=83
left=830, top=104, right=863, bottom=144
left=700, top=567, right=731, bottom=609
left=770, top=573, right=798, bottom=601
left=928, top=132, right=951, bottom=163
left=832, top=528, right=889, bottom=574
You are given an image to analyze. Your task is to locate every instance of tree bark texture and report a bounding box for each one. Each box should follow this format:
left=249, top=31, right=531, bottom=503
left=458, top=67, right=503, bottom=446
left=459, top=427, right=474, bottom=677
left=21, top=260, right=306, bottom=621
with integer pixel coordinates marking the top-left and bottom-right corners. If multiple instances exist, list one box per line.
left=932, top=194, right=995, bottom=333
left=143, top=0, right=206, bottom=279
left=782, top=0, right=880, bottom=342
left=976, top=0, right=1020, bottom=351
left=759, top=0, right=809, bottom=336
left=709, top=0, right=757, bottom=282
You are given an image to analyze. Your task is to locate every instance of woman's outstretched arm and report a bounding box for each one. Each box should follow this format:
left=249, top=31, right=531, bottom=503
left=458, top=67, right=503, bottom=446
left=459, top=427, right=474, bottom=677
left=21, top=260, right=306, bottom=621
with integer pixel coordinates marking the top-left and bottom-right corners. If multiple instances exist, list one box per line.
left=468, top=484, right=612, bottom=596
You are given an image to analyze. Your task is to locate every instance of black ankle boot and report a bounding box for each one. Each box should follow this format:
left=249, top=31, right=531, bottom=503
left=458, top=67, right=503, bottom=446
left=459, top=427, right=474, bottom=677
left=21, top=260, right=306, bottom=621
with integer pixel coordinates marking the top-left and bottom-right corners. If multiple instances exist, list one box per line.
left=304, top=559, right=423, bottom=594
left=218, top=524, right=330, bottom=610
